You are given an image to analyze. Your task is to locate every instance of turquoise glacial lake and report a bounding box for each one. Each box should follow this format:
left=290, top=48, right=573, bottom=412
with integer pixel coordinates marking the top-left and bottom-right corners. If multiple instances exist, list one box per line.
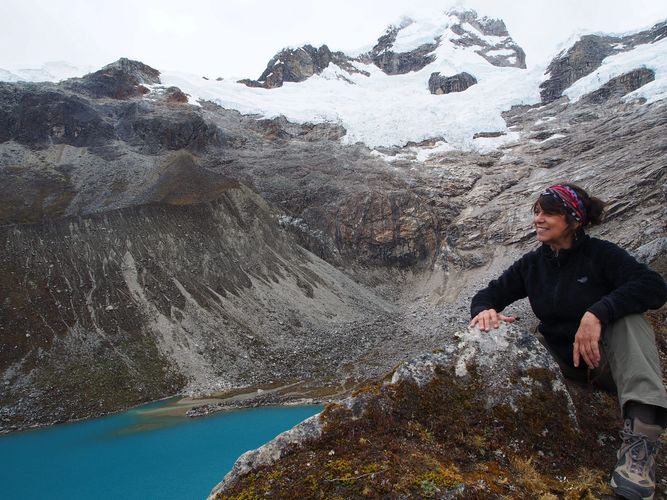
left=0, top=400, right=322, bottom=500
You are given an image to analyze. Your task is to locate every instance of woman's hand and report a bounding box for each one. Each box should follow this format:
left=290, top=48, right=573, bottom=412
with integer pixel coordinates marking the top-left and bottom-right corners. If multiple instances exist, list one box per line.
left=573, top=311, right=602, bottom=368
left=469, top=309, right=516, bottom=331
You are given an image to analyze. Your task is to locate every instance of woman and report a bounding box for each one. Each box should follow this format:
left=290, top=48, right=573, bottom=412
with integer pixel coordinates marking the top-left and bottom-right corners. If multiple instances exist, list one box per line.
left=469, top=183, right=667, bottom=500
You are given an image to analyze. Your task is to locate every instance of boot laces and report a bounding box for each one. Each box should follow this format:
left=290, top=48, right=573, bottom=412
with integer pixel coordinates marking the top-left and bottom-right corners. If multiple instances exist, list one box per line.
left=619, top=428, right=658, bottom=476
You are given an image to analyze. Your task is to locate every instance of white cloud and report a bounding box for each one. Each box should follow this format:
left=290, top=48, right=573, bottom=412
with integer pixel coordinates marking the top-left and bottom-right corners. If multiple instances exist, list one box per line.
left=0, top=0, right=665, bottom=77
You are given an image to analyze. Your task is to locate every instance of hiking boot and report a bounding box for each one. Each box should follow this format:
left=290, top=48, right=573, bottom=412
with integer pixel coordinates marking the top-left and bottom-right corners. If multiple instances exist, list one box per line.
left=611, top=418, right=662, bottom=500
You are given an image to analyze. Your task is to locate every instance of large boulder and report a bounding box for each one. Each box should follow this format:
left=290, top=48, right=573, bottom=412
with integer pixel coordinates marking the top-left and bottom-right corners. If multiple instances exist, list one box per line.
left=429, top=71, right=478, bottom=95
left=368, top=24, right=438, bottom=75
left=209, top=324, right=623, bottom=499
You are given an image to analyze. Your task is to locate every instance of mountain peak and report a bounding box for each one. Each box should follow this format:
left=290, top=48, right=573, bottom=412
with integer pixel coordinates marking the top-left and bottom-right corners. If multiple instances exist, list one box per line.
left=64, top=57, right=161, bottom=99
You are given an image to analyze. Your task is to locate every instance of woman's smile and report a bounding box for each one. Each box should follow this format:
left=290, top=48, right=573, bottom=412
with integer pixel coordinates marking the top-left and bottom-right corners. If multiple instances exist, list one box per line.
left=533, top=207, right=572, bottom=249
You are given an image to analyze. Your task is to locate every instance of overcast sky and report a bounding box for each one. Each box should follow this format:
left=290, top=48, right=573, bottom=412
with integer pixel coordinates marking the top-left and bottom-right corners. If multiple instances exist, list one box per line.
left=2, top=0, right=666, bottom=78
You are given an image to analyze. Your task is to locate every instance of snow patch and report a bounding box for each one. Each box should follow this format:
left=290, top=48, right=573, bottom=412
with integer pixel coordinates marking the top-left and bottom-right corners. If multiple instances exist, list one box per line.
left=461, top=22, right=508, bottom=46
left=485, top=48, right=516, bottom=57
left=391, top=15, right=455, bottom=53
left=530, top=133, right=566, bottom=144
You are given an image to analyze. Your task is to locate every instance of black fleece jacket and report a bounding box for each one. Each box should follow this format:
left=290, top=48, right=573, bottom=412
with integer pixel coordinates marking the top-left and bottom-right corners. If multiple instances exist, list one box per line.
left=470, top=234, right=667, bottom=366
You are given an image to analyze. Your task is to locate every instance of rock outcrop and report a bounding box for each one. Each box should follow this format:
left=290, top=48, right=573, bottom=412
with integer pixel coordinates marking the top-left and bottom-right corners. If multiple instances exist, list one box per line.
left=240, top=45, right=367, bottom=89
left=428, top=71, right=477, bottom=95
left=368, top=23, right=438, bottom=75
left=540, top=20, right=667, bottom=103
left=580, top=67, right=655, bottom=104
left=64, top=58, right=161, bottom=99
left=210, top=324, right=626, bottom=499
left=449, top=9, right=526, bottom=68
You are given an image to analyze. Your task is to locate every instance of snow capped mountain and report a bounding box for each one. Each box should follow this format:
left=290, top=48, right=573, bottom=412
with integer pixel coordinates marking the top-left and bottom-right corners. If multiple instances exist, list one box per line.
left=1, top=10, right=665, bottom=153
left=162, top=9, right=540, bottom=152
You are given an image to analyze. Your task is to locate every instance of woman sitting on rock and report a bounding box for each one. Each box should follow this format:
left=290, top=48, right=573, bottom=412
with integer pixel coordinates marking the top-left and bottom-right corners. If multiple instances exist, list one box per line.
left=469, top=183, right=667, bottom=500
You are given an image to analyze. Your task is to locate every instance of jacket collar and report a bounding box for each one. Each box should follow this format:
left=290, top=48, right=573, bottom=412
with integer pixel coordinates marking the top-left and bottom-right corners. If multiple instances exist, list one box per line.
left=540, top=231, right=589, bottom=263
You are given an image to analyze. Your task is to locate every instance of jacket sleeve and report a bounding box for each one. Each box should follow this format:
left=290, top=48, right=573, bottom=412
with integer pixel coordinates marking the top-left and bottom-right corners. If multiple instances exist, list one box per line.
left=587, top=241, right=667, bottom=324
left=470, top=255, right=529, bottom=318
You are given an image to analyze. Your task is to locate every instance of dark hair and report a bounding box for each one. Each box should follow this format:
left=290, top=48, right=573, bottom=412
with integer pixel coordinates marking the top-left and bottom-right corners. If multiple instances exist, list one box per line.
left=533, top=183, right=605, bottom=229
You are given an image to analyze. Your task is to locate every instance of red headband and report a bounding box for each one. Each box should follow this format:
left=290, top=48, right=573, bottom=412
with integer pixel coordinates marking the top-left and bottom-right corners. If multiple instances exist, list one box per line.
left=541, top=185, right=586, bottom=224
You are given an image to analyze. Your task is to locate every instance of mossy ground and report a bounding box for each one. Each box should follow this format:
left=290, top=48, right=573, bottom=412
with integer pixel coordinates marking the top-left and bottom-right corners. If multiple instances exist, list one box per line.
left=215, top=306, right=667, bottom=500
left=215, top=364, right=622, bottom=499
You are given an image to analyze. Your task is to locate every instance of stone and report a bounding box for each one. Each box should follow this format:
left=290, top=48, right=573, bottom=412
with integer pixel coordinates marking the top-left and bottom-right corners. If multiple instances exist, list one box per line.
left=580, top=68, right=655, bottom=104
left=428, top=71, right=477, bottom=95
left=390, top=324, right=576, bottom=422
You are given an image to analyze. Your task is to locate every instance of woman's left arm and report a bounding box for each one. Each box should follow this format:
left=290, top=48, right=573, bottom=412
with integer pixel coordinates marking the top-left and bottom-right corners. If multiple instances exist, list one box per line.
left=586, top=241, right=667, bottom=325
left=574, top=242, right=666, bottom=369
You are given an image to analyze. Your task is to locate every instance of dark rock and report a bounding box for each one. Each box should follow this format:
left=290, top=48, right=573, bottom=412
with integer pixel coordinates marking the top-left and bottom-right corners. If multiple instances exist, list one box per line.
left=449, top=9, right=526, bottom=68
left=0, top=83, right=115, bottom=147
left=404, top=137, right=446, bottom=148
left=236, top=78, right=264, bottom=88
left=116, top=102, right=222, bottom=153
left=452, top=9, right=509, bottom=37
left=429, top=71, right=477, bottom=95
left=540, top=35, right=618, bottom=103
left=369, top=24, right=437, bottom=75
left=580, top=68, right=655, bottom=104
left=371, top=45, right=437, bottom=75
left=64, top=58, right=161, bottom=99
left=164, top=86, right=189, bottom=104
left=473, top=131, right=505, bottom=139
left=242, top=45, right=367, bottom=89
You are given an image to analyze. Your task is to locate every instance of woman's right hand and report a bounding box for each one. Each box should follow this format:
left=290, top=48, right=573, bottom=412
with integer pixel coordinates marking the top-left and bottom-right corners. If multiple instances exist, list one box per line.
left=469, top=309, right=516, bottom=331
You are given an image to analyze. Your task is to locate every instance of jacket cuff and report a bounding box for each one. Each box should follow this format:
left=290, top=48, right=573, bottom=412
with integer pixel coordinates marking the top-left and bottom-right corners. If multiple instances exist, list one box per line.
left=587, top=302, right=610, bottom=325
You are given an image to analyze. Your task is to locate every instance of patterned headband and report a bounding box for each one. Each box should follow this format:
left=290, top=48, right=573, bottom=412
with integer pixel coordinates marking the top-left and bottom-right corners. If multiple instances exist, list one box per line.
left=541, top=184, right=587, bottom=224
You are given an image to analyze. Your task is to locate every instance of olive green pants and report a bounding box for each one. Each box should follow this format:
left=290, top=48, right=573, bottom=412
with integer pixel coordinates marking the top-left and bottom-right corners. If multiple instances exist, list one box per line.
left=546, top=314, right=667, bottom=420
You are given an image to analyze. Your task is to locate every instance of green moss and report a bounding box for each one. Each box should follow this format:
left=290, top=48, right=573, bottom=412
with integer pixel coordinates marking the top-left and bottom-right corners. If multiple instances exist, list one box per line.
left=217, top=360, right=633, bottom=498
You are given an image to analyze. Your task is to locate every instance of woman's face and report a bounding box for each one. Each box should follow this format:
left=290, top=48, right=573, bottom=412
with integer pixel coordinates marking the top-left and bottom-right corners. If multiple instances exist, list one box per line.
left=533, top=204, right=574, bottom=250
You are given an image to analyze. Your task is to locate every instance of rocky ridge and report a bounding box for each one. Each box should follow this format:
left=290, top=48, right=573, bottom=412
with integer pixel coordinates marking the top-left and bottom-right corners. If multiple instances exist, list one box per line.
left=240, top=9, right=525, bottom=89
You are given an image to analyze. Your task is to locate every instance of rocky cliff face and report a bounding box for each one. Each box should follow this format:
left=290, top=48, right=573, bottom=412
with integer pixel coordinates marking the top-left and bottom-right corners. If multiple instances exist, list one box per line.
left=0, top=183, right=406, bottom=430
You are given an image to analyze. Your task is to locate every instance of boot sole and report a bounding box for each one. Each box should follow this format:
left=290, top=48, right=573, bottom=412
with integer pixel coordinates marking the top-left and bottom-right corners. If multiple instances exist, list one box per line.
left=610, top=477, right=654, bottom=500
